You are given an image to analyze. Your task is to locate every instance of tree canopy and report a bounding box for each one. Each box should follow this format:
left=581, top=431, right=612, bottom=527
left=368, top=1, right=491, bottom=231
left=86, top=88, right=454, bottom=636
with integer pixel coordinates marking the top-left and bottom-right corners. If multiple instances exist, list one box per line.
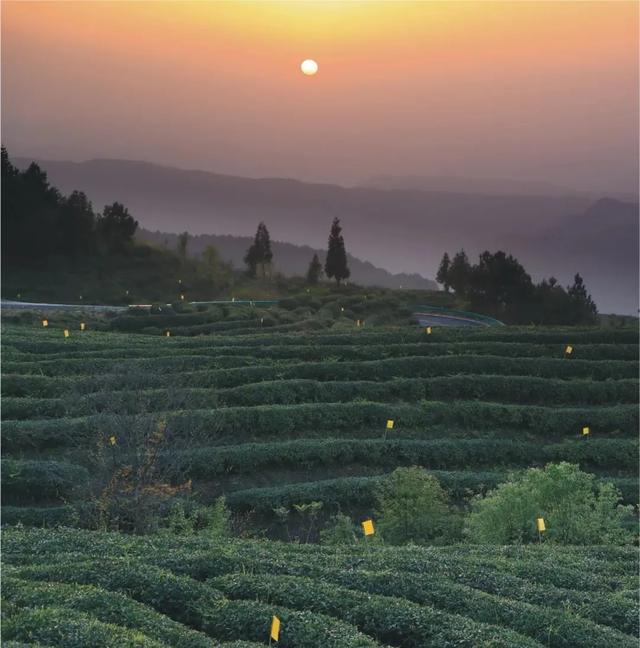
left=306, top=253, right=323, bottom=285
left=325, top=217, right=350, bottom=285
left=435, top=248, right=598, bottom=324
left=1, top=146, right=138, bottom=265
left=244, top=222, right=273, bottom=279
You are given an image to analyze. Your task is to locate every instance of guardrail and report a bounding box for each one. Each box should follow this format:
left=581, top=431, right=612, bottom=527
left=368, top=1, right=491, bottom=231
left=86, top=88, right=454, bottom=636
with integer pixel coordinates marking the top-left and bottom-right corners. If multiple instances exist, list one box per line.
left=413, top=304, right=505, bottom=327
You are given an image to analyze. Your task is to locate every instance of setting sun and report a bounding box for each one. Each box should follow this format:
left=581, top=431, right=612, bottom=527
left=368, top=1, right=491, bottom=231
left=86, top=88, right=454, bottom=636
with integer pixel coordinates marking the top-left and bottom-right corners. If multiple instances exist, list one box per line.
left=300, top=59, right=318, bottom=76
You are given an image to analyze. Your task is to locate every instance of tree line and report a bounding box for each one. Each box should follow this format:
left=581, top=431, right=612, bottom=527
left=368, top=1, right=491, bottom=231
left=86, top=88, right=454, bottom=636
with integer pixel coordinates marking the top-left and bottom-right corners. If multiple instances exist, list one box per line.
left=243, top=217, right=351, bottom=285
left=436, top=250, right=598, bottom=324
left=2, top=147, right=138, bottom=265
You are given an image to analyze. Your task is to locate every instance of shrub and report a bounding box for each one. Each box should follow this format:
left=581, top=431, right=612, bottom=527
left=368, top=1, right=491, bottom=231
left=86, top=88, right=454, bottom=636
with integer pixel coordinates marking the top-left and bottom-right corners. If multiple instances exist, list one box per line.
left=465, top=462, right=635, bottom=544
left=319, top=513, right=359, bottom=545
left=375, top=467, right=463, bottom=544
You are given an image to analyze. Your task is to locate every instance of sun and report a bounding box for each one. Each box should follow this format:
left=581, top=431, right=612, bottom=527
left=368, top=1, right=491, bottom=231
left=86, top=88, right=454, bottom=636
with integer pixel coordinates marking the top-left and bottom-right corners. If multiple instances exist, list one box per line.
left=300, top=59, right=318, bottom=76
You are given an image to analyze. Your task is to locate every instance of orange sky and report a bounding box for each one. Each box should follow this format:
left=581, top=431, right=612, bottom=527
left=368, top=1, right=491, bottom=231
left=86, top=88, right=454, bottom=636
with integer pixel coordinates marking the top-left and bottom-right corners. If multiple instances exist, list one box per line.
left=2, top=1, right=638, bottom=192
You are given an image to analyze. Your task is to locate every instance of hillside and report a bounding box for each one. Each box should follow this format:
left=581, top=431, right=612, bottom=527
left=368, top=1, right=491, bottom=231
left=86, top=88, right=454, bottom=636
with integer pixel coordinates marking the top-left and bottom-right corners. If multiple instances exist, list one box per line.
left=2, top=310, right=638, bottom=647
left=14, top=156, right=638, bottom=314
left=3, top=527, right=637, bottom=647
left=138, top=228, right=436, bottom=290
left=3, top=319, right=637, bottom=533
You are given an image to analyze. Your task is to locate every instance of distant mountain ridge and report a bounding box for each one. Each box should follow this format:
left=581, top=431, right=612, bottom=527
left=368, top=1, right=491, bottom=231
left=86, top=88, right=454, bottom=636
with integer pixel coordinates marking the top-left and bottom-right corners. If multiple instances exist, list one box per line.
left=13, top=156, right=639, bottom=314
left=137, top=229, right=436, bottom=290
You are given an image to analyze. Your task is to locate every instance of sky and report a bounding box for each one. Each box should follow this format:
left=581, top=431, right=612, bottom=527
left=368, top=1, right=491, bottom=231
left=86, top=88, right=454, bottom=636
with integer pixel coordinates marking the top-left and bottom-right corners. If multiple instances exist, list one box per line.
left=2, top=1, right=638, bottom=193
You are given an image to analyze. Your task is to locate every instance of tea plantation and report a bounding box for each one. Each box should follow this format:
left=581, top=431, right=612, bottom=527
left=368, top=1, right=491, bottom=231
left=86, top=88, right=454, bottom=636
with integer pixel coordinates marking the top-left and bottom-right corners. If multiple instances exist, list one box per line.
left=2, top=526, right=639, bottom=647
left=1, top=316, right=638, bottom=646
left=3, top=321, right=638, bottom=525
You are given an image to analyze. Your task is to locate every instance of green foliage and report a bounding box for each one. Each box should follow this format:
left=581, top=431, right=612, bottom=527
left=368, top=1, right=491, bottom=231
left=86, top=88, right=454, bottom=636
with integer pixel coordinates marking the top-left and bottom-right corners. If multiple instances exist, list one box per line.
left=319, top=513, right=359, bottom=545
left=3, top=529, right=638, bottom=648
left=466, top=462, right=635, bottom=545
left=3, top=606, right=164, bottom=647
left=375, top=467, right=462, bottom=544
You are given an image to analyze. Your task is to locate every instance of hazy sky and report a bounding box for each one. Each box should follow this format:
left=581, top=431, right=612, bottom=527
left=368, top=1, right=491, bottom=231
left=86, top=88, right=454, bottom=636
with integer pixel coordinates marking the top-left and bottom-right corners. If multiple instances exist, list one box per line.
left=2, top=1, right=638, bottom=193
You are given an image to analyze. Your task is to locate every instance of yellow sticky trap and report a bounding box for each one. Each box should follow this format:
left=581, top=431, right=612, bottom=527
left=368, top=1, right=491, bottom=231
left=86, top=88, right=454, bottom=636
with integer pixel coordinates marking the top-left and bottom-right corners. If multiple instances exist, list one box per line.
left=42, top=319, right=49, bottom=327
left=565, top=345, right=573, bottom=355
left=425, top=326, right=432, bottom=334
left=362, top=519, right=375, bottom=536
left=109, top=436, right=117, bottom=446
left=80, top=322, right=86, bottom=331
left=386, top=419, right=394, bottom=430
left=536, top=517, right=546, bottom=532
left=165, top=331, right=171, bottom=337
left=63, top=329, right=70, bottom=338
left=270, top=616, right=280, bottom=642
left=582, top=426, right=590, bottom=436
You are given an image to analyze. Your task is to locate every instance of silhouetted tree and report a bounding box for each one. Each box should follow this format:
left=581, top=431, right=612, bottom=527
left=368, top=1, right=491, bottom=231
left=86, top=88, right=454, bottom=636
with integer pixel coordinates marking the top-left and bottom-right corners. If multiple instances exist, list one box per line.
left=306, top=253, right=323, bottom=285
left=59, top=191, right=96, bottom=262
left=441, top=248, right=598, bottom=325
left=177, top=231, right=189, bottom=263
left=98, top=202, right=138, bottom=253
left=244, top=222, right=273, bottom=279
left=568, top=273, right=598, bottom=324
left=325, top=218, right=350, bottom=285
left=470, top=250, right=534, bottom=320
left=447, top=250, right=471, bottom=295
left=436, top=252, right=451, bottom=292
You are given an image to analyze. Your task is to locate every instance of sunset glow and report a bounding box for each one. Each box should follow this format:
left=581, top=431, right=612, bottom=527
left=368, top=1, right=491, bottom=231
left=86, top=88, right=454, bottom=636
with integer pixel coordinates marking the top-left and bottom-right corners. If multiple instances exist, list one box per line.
left=2, top=1, right=637, bottom=192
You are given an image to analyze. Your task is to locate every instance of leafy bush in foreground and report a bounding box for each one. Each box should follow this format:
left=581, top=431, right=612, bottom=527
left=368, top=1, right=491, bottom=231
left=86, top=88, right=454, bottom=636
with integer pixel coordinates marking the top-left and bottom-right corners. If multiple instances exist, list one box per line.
left=466, top=462, right=635, bottom=544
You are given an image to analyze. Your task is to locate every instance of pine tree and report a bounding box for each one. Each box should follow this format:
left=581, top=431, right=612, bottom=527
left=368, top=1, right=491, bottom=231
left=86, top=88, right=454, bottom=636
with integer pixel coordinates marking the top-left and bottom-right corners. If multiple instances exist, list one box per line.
left=567, top=273, right=598, bottom=324
left=324, top=218, right=350, bottom=285
left=306, top=253, right=323, bottom=285
left=436, top=252, right=451, bottom=292
left=244, top=222, right=273, bottom=279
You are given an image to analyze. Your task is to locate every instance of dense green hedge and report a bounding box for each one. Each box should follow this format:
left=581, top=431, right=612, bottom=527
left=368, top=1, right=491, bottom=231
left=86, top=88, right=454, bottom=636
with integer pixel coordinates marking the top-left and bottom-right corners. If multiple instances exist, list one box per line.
left=8, top=564, right=378, bottom=647
left=3, top=576, right=221, bottom=648
left=211, top=571, right=632, bottom=648
left=223, top=469, right=638, bottom=512
left=1, top=504, right=77, bottom=527
left=4, top=351, right=637, bottom=384
left=5, top=324, right=637, bottom=350
left=2, top=606, right=165, bottom=647
left=1, top=459, right=89, bottom=504
left=6, top=376, right=638, bottom=417
left=5, top=528, right=637, bottom=638
left=4, top=400, right=636, bottom=452
left=211, top=573, right=541, bottom=648
left=13, top=558, right=225, bottom=629
left=217, top=376, right=639, bottom=407
left=177, top=438, right=638, bottom=478
left=6, top=341, right=638, bottom=364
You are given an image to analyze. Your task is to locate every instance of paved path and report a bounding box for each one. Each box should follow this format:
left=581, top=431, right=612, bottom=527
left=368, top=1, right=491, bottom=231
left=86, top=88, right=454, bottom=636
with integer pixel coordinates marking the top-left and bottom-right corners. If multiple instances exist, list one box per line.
left=1, top=299, right=127, bottom=312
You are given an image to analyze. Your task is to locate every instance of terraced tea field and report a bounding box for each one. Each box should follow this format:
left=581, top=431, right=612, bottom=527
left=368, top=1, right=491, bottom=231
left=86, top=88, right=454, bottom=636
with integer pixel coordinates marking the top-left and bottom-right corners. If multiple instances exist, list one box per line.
left=1, top=319, right=639, bottom=646
left=2, top=323, right=638, bottom=530
left=2, top=526, right=639, bottom=647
